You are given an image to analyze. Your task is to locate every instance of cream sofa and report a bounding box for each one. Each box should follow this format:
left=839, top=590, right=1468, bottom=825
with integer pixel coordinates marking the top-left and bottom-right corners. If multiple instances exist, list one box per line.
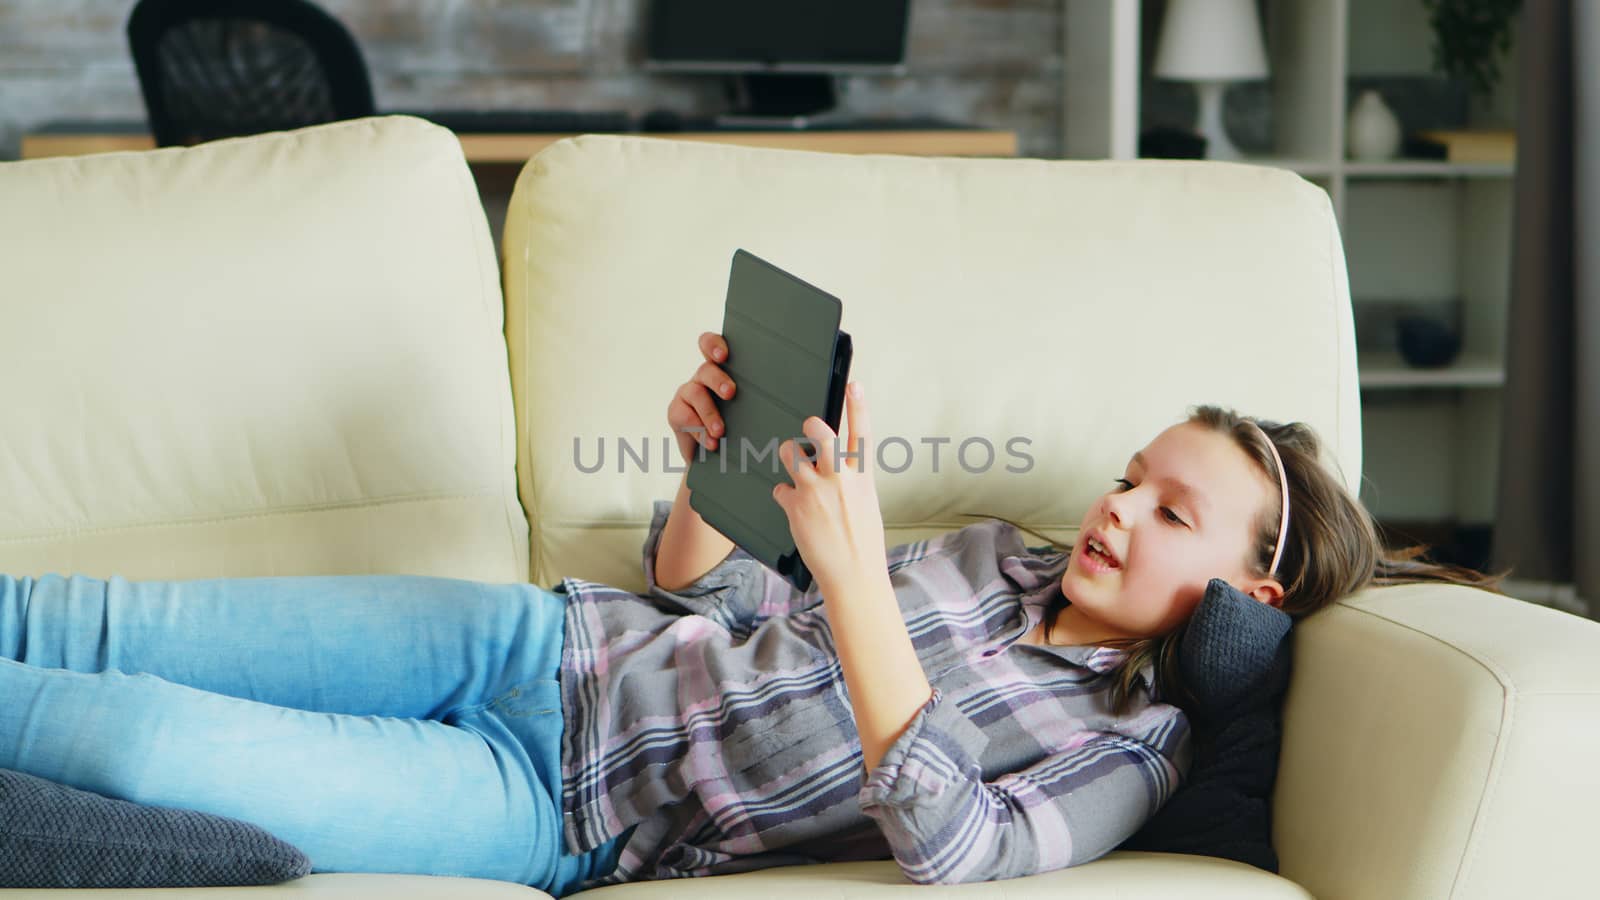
left=0, top=116, right=1596, bottom=900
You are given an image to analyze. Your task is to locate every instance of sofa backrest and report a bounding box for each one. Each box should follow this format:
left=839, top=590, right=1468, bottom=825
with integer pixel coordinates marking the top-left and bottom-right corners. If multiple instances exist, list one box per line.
left=0, top=116, right=527, bottom=581
left=503, top=135, right=1359, bottom=591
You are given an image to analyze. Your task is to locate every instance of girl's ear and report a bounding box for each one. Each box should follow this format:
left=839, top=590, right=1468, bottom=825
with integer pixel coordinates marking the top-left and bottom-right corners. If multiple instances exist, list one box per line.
left=1241, top=578, right=1285, bottom=608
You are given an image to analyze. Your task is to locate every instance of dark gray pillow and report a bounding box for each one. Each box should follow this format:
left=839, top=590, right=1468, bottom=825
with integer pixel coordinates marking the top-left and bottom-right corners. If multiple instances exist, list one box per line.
left=0, top=768, right=312, bottom=888
left=1116, top=577, right=1294, bottom=872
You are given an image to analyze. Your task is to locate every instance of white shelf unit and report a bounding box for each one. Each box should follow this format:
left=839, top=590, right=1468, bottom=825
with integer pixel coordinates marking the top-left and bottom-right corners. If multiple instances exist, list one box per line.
left=1343, top=161, right=1515, bottom=179
left=1063, top=0, right=1518, bottom=531
left=1357, top=351, right=1505, bottom=390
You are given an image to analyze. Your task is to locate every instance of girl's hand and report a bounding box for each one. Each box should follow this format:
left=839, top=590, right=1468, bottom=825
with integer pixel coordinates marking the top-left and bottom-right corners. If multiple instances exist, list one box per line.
left=773, top=382, right=888, bottom=591
left=667, top=331, right=737, bottom=467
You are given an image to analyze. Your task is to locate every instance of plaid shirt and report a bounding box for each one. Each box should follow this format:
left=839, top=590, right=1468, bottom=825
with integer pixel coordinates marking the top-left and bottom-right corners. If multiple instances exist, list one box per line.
left=556, top=500, right=1191, bottom=888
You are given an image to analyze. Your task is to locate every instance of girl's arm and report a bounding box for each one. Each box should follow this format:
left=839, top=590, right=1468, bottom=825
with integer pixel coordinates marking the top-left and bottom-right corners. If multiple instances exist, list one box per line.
left=860, top=718, right=1186, bottom=884
left=653, top=471, right=735, bottom=592
left=772, top=383, right=933, bottom=773
left=816, top=565, right=934, bottom=772
left=656, top=331, right=740, bottom=592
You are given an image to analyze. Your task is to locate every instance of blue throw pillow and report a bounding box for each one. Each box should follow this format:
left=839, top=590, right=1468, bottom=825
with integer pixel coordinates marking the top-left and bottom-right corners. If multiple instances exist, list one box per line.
left=1116, top=577, right=1295, bottom=872
left=0, top=768, right=312, bottom=888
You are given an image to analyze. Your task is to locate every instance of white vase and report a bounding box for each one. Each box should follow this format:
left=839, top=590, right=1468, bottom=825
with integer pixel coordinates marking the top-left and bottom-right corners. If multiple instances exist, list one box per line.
left=1347, top=90, right=1402, bottom=161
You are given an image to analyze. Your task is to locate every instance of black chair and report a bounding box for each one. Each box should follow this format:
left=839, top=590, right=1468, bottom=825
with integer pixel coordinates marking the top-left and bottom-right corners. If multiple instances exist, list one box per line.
left=127, top=0, right=375, bottom=147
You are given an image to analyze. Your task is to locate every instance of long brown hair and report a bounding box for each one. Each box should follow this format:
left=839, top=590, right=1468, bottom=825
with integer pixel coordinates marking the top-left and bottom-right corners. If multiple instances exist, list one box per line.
left=970, top=405, right=1504, bottom=715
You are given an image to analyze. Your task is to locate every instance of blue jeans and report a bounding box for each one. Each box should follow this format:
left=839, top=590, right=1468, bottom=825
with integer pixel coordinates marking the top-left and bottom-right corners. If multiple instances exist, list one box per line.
left=0, top=573, right=626, bottom=897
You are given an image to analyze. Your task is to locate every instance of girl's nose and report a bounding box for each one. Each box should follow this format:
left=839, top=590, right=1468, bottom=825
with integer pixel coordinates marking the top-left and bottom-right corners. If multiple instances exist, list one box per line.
left=1101, top=490, right=1129, bottom=529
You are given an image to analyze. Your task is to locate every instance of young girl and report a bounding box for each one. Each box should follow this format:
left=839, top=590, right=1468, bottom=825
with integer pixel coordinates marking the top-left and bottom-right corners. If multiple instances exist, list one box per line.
left=0, top=332, right=1496, bottom=895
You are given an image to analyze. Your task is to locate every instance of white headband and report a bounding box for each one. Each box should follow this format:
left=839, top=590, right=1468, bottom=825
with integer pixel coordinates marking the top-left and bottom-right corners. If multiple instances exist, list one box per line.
left=1248, top=421, right=1290, bottom=577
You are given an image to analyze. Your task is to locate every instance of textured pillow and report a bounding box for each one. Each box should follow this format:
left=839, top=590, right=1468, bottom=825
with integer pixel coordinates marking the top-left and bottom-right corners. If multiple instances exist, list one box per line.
left=0, top=768, right=312, bottom=888
left=1116, top=577, right=1295, bottom=872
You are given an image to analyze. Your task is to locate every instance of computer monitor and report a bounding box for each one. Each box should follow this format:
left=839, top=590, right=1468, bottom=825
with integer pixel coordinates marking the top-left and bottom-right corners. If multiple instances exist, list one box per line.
left=644, top=0, right=913, bottom=122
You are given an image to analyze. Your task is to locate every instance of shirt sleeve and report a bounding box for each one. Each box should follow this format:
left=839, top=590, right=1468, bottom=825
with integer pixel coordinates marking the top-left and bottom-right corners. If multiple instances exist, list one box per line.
left=639, top=498, right=825, bottom=634
left=858, top=688, right=1188, bottom=885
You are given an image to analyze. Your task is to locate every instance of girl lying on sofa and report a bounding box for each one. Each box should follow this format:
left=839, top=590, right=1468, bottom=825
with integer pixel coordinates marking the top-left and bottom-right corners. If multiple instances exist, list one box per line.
left=0, top=331, right=1498, bottom=896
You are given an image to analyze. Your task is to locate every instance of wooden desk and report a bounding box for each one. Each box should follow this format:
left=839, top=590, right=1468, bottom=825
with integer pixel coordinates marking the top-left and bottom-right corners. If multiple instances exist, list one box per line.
left=20, top=128, right=1018, bottom=162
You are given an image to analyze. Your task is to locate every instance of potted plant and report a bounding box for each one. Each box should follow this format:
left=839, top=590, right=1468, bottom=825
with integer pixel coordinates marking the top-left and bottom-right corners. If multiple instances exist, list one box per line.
left=1421, top=0, right=1523, bottom=97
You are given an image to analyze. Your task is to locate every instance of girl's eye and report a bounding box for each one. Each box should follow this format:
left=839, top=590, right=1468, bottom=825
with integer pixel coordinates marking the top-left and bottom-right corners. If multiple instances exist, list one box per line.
left=1113, top=477, right=1190, bottom=525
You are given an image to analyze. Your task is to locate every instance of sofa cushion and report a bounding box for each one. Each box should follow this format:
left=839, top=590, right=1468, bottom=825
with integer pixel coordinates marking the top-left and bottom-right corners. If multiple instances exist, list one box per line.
left=1117, top=578, right=1294, bottom=872
left=575, top=854, right=1311, bottom=898
left=0, top=767, right=312, bottom=888
left=0, top=116, right=525, bottom=584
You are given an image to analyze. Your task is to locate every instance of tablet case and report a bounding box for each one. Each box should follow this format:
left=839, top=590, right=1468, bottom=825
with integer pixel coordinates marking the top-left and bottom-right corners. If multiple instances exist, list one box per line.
left=686, top=249, right=853, bottom=593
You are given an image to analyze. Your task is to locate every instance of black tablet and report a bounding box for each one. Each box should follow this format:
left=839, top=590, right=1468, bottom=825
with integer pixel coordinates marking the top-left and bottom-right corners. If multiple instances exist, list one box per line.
left=686, top=249, right=853, bottom=593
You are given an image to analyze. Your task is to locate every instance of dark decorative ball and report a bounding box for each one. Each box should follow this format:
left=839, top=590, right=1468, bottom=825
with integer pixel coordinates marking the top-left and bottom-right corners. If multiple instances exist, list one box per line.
left=1396, top=316, right=1461, bottom=368
left=1139, top=127, right=1207, bottom=159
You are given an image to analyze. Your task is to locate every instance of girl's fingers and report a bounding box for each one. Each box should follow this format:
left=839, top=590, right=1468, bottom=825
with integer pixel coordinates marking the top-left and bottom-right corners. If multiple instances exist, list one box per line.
left=800, top=416, right=837, bottom=478
left=673, top=383, right=720, bottom=448
left=699, top=331, right=729, bottom=363
left=780, top=438, right=816, bottom=484
left=694, top=360, right=735, bottom=401
left=842, top=382, right=869, bottom=474
left=778, top=440, right=795, bottom=478
left=845, top=383, right=868, bottom=440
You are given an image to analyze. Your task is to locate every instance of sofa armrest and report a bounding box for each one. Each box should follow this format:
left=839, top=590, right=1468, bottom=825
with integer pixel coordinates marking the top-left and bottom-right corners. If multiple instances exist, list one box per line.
left=1275, top=582, right=1600, bottom=900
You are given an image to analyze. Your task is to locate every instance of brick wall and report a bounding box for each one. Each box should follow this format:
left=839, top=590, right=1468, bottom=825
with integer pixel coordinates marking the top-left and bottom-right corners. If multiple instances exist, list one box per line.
left=0, top=0, right=1063, bottom=160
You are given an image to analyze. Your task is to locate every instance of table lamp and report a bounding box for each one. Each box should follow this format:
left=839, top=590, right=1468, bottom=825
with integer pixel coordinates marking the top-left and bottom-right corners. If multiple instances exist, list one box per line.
left=1154, top=0, right=1270, bottom=160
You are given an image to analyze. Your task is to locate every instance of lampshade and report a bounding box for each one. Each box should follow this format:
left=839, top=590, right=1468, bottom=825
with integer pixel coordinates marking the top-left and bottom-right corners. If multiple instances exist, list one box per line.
left=1154, top=0, right=1269, bottom=81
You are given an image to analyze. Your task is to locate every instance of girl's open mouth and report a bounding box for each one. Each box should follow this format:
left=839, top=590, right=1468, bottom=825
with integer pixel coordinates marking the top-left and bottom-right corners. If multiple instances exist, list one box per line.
left=1078, top=534, right=1122, bottom=573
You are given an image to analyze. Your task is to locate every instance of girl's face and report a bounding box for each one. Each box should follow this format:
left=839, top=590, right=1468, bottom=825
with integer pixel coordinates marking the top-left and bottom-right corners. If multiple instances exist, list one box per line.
left=1055, top=421, right=1284, bottom=645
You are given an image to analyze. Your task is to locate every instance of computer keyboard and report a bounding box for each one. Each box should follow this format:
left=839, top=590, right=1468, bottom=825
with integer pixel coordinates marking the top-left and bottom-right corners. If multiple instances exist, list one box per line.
left=649, top=113, right=974, bottom=132
left=391, top=108, right=976, bottom=135
left=395, top=109, right=635, bottom=134
left=713, top=115, right=974, bottom=131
